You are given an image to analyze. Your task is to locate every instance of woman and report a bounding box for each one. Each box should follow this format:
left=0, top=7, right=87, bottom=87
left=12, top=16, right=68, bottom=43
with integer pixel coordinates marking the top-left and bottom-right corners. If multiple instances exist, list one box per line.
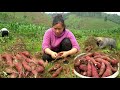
left=42, top=14, right=80, bottom=62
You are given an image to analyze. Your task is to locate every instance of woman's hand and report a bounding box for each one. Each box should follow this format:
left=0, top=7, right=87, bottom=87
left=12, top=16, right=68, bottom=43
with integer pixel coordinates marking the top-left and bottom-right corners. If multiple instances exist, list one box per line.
left=51, top=52, right=58, bottom=59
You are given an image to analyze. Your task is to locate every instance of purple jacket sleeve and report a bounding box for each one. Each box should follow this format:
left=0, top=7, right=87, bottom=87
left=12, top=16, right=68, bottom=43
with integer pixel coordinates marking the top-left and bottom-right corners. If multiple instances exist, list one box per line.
left=68, top=31, right=80, bottom=52
left=42, top=30, right=51, bottom=52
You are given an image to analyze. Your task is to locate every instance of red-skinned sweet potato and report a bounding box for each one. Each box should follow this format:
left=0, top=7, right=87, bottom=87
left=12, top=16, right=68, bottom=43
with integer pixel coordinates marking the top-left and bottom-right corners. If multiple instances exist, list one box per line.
left=52, top=66, right=63, bottom=78
left=36, top=66, right=44, bottom=73
left=5, top=67, right=17, bottom=74
left=21, top=51, right=31, bottom=58
left=99, top=62, right=106, bottom=76
left=91, top=62, right=99, bottom=78
left=87, top=61, right=92, bottom=77
left=37, top=59, right=45, bottom=67
left=2, top=54, right=14, bottom=67
left=74, top=58, right=81, bottom=67
left=49, top=63, right=61, bottom=72
left=9, top=72, right=18, bottom=78
left=22, top=60, right=31, bottom=71
left=79, top=64, right=87, bottom=71
left=102, top=65, right=112, bottom=77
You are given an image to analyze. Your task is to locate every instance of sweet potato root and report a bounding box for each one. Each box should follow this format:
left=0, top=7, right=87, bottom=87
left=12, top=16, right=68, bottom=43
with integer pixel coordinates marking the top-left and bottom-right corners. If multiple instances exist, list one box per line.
left=37, top=59, right=45, bottom=67
left=2, top=54, right=14, bottom=67
left=36, top=66, right=44, bottom=73
left=91, top=62, right=99, bottom=78
left=52, top=66, right=63, bottom=78
left=102, top=65, right=112, bottom=77
left=99, top=62, right=106, bottom=76
left=14, top=62, right=23, bottom=73
left=21, top=51, right=31, bottom=58
left=5, top=67, right=17, bottom=74
left=87, top=61, right=92, bottom=77
left=15, top=54, right=23, bottom=61
left=74, top=58, right=80, bottom=67
left=49, top=63, right=61, bottom=72
left=9, top=73, right=18, bottom=78
left=79, top=64, right=87, bottom=71
left=22, top=60, right=31, bottom=71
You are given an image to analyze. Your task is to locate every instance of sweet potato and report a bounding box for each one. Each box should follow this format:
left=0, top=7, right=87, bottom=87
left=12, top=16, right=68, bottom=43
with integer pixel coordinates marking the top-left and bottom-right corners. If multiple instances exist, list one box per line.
left=87, top=61, right=92, bottom=77
left=111, top=59, right=119, bottom=65
left=5, top=68, right=16, bottom=74
left=99, top=62, right=106, bottom=76
left=2, top=54, right=14, bottom=67
left=85, top=56, right=101, bottom=68
left=25, top=58, right=34, bottom=63
left=95, top=58, right=110, bottom=65
left=74, top=66, right=80, bottom=73
left=74, top=58, right=80, bottom=67
left=21, top=51, right=31, bottom=58
left=93, top=52, right=101, bottom=56
left=31, top=70, right=38, bottom=77
left=81, top=71, right=87, bottom=76
left=9, top=73, right=18, bottom=78
left=29, top=62, right=36, bottom=70
left=102, top=65, right=112, bottom=77
left=91, top=62, right=99, bottom=78
left=15, top=54, right=23, bottom=61
left=94, top=55, right=102, bottom=59
left=85, top=46, right=93, bottom=52
left=95, top=58, right=112, bottom=77
left=36, top=66, right=44, bottom=73
left=52, top=66, right=63, bottom=78
left=95, top=58, right=117, bottom=74
left=79, top=64, right=87, bottom=71
left=57, top=52, right=63, bottom=56
left=14, top=62, right=22, bottom=73
left=37, top=59, right=45, bottom=67
left=22, top=60, right=31, bottom=71
left=49, top=63, right=61, bottom=72
left=19, top=53, right=28, bottom=60
left=85, top=53, right=94, bottom=57
left=110, top=65, right=118, bottom=72
left=100, top=56, right=114, bottom=64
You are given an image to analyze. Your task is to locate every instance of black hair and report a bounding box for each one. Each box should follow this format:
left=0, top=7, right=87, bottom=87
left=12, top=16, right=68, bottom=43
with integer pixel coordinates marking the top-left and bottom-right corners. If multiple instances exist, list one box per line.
left=52, top=14, right=66, bottom=28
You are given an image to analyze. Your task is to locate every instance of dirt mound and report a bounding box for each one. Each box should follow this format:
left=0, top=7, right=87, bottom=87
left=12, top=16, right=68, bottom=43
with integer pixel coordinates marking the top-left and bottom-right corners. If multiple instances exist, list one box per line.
left=6, top=38, right=27, bottom=54
left=83, top=36, right=98, bottom=52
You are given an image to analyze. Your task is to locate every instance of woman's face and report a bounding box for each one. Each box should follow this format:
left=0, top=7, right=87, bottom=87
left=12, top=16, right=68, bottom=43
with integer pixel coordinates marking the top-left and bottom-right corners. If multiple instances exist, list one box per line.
left=52, top=22, right=64, bottom=36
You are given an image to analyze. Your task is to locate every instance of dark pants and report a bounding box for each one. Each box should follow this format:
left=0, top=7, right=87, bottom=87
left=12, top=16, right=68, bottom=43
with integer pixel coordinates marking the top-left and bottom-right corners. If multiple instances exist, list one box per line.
left=2, top=31, right=9, bottom=37
left=42, top=38, right=72, bottom=62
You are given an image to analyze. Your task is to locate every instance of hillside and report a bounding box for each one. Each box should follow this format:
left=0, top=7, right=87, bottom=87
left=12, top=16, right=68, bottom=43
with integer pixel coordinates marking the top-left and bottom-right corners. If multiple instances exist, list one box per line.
left=65, top=15, right=120, bottom=30
left=0, top=12, right=120, bottom=30
left=0, top=12, right=52, bottom=27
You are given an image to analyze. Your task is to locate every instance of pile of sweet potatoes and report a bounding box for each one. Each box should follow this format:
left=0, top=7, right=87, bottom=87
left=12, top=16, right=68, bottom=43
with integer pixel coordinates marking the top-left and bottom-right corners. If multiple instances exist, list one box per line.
left=0, top=51, right=45, bottom=78
left=74, top=52, right=119, bottom=78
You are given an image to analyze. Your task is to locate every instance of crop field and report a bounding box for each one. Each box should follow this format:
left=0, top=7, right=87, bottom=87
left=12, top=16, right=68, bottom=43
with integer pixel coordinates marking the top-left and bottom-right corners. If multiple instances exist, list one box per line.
left=0, top=22, right=120, bottom=78
left=0, top=12, right=120, bottom=78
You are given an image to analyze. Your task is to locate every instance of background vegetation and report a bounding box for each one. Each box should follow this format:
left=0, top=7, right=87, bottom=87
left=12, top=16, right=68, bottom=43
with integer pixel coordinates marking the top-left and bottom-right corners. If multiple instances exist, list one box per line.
left=0, top=12, right=120, bottom=78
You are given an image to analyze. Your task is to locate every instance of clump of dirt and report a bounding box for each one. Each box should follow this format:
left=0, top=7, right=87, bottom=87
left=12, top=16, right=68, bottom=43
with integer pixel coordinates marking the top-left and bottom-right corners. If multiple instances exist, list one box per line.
left=33, top=51, right=43, bottom=59
left=109, top=50, right=120, bottom=61
left=6, top=38, right=27, bottom=54
left=83, top=36, right=98, bottom=52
